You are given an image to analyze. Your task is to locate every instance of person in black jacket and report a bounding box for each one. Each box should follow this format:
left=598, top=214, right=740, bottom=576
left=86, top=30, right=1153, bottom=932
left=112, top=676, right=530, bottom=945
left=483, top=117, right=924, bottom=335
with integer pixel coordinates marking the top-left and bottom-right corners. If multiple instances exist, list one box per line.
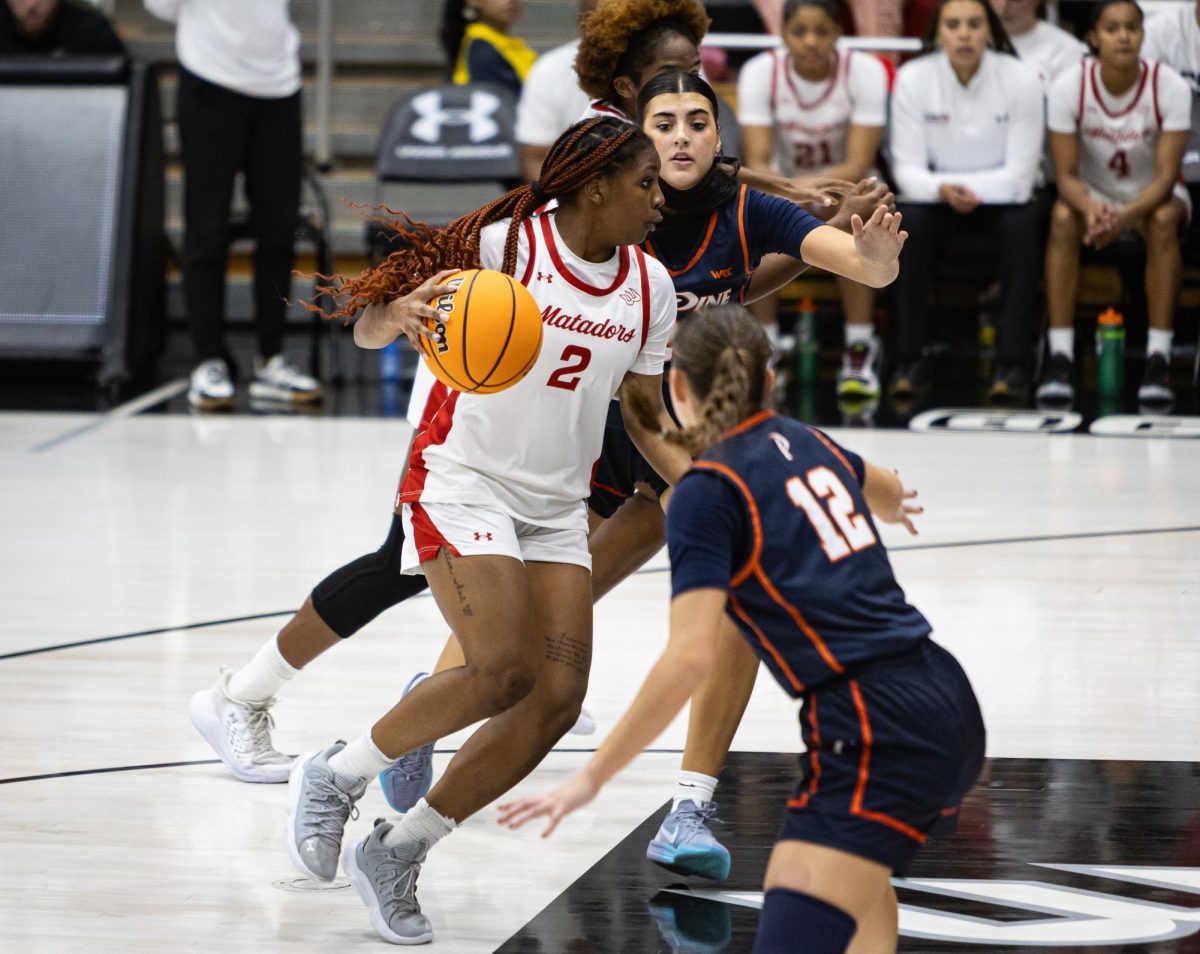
left=0, top=0, right=126, bottom=55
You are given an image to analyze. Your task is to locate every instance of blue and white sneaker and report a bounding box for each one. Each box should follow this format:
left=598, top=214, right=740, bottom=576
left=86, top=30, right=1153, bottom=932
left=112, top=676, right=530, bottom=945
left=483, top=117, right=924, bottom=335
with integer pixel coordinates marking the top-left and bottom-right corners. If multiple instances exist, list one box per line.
left=379, top=673, right=435, bottom=813
left=646, top=800, right=731, bottom=881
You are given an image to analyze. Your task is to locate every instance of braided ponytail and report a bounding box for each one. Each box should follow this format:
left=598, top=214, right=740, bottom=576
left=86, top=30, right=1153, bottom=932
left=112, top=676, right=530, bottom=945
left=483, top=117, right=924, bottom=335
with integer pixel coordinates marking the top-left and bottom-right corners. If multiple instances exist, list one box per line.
left=309, top=117, right=652, bottom=322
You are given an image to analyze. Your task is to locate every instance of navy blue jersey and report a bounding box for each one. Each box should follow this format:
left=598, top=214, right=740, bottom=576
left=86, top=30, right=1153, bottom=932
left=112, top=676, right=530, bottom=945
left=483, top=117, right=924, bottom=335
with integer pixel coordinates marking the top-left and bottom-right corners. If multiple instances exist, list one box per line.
left=641, top=184, right=822, bottom=315
left=666, top=410, right=931, bottom=696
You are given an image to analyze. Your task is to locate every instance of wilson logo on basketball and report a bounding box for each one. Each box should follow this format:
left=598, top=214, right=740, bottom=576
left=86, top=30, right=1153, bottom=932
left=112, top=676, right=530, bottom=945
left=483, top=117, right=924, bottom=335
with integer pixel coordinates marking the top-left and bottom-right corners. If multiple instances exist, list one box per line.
left=431, top=277, right=465, bottom=354
left=540, top=305, right=637, bottom=343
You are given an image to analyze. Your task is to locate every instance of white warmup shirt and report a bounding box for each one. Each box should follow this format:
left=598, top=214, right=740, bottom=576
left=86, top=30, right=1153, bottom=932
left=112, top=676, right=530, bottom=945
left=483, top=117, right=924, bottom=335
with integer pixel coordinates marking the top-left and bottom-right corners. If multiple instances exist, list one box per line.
left=1142, top=3, right=1200, bottom=94
left=515, top=40, right=591, bottom=147
left=736, top=48, right=888, bottom=175
left=1048, top=58, right=1191, bottom=204
left=144, top=0, right=300, bottom=98
left=403, top=213, right=677, bottom=527
left=1010, top=20, right=1088, bottom=89
left=890, top=49, right=1045, bottom=203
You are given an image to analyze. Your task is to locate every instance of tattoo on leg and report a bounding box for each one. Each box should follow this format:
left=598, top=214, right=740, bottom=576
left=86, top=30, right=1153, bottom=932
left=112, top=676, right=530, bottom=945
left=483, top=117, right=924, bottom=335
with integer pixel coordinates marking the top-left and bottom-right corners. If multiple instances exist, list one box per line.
left=442, top=549, right=473, bottom=618
left=543, top=632, right=590, bottom=675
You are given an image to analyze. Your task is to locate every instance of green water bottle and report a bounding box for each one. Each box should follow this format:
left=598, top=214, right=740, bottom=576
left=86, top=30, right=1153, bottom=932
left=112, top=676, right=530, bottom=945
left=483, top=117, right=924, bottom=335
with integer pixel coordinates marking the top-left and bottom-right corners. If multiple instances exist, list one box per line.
left=794, top=295, right=818, bottom=387
left=1095, top=307, right=1125, bottom=397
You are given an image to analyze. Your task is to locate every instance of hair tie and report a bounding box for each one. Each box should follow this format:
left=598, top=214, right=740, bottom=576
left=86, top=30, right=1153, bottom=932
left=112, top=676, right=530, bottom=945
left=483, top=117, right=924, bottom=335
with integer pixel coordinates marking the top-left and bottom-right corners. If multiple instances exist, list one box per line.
left=530, top=180, right=547, bottom=204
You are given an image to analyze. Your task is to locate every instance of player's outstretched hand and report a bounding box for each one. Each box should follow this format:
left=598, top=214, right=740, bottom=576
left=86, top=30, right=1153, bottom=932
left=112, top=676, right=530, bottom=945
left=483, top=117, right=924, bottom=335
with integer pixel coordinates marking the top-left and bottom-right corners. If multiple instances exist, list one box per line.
left=827, top=177, right=895, bottom=232
left=788, top=174, right=856, bottom=210
left=496, top=772, right=600, bottom=838
left=851, top=205, right=907, bottom=265
left=877, top=472, right=923, bottom=536
left=386, top=268, right=461, bottom=351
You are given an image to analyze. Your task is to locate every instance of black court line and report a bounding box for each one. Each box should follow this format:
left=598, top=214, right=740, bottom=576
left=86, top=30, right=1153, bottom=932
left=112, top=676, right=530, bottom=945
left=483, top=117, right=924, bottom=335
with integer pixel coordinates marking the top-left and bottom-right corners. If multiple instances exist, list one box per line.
left=4, top=524, right=1198, bottom=663
left=28, top=378, right=189, bottom=453
left=0, top=748, right=685, bottom=786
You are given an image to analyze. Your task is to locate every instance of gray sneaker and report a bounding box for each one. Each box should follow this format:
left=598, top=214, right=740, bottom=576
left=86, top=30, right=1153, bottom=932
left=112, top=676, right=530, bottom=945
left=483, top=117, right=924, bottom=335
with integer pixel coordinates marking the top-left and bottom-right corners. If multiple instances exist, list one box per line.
left=342, top=819, right=434, bottom=945
left=286, top=742, right=366, bottom=881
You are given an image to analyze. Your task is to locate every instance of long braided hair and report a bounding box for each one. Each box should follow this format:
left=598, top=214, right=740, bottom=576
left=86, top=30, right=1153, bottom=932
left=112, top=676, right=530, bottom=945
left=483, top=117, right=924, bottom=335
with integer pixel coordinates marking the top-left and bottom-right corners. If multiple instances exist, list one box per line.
left=311, top=118, right=652, bottom=322
left=626, top=305, right=773, bottom=455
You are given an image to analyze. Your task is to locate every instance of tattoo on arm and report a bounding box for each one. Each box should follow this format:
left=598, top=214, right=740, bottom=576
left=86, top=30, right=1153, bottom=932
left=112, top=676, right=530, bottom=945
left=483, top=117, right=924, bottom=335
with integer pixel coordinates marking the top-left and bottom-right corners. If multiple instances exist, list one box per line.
left=543, top=631, right=590, bottom=675
left=442, top=549, right=473, bottom=618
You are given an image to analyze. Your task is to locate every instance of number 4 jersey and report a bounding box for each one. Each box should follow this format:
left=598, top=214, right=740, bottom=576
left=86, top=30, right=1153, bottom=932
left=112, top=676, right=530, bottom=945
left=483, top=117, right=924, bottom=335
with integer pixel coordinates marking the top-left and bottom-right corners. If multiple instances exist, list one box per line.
left=665, top=410, right=930, bottom=696
left=402, top=211, right=677, bottom=528
left=1048, top=58, right=1191, bottom=207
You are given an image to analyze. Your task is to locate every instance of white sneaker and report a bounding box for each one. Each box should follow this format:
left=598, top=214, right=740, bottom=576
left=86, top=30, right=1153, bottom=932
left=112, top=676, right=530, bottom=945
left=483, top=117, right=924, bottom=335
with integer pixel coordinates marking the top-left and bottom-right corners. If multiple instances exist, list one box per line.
left=189, top=668, right=294, bottom=783
left=837, top=340, right=881, bottom=398
left=250, top=354, right=324, bottom=404
left=188, top=358, right=235, bottom=411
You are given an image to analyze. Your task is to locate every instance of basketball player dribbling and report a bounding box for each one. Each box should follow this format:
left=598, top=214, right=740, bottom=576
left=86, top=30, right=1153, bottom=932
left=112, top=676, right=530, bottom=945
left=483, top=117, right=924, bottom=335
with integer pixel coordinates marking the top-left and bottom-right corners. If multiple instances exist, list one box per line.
left=280, top=117, right=682, bottom=944
left=500, top=305, right=986, bottom=954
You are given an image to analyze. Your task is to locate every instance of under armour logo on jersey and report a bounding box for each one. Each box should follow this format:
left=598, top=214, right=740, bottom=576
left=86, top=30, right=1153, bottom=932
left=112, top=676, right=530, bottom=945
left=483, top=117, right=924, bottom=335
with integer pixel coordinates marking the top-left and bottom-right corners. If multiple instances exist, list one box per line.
left=473, top=531, right=493, bottom=541
left=619, top=287, right=641, bottom=305
left=536, top=272, right=554, bottom=283
left=410, top=90, right=501, bottom=144
left=769, top=432, right=794, bottom=461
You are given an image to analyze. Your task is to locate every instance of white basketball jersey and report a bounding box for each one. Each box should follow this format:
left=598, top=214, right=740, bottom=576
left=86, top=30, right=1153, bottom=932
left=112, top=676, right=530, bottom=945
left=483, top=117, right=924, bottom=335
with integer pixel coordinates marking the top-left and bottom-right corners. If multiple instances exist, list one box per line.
left=402, top=213, right=676, bottom=528
left=1071, top=60, right=1174, bottom=205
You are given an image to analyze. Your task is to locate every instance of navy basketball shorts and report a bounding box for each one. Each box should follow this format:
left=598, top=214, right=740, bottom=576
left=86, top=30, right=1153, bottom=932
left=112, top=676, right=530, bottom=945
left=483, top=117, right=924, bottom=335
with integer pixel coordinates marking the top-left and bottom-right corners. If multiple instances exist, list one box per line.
left=587, top=399, right=669, bottom=519
left=781, top=638, right=986, bottom=875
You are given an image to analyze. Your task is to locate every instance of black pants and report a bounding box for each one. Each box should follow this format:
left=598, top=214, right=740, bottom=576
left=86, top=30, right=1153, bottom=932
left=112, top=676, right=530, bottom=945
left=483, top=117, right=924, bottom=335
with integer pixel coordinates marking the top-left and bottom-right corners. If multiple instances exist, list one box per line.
left=176, top=68, right=301, bottom=362
left=893, top=201, right=1042, bottom=365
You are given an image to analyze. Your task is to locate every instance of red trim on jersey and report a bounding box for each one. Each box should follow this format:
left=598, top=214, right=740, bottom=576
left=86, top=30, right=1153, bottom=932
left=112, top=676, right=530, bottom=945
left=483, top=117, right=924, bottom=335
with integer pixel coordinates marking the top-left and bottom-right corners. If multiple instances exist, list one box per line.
left=518, top=217, right=538, bottom=288
left=769, top=49, right=781, bottom=113
left=590, top=480, right=629, bottom=499
left=1090, top=59, right=1149, bottom=119
left=642, top=211, right=719, bottom=279
left=409, top=502, right=462, bottom=563
left=1076, top=61, right=1086, bottom=127
left=1152, top=61, right=1163, bottom=127
left=589, top=99, right=631, bottom=121
left=634, top=246, right=652, bottom=352
left=539, top=214, right=630, bottom=296
left=782, top=48, right=841, bottom=110
left=399, top=383, right=460, bottom=506
left=736, top=184, right=751, bottom=275
left=848, top=680, right=929, bottom=844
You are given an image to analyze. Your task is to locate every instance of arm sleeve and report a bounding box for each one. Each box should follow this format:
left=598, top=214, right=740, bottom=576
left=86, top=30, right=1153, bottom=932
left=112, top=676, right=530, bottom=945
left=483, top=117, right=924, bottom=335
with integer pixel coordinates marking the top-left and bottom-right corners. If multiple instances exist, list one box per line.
left=666, top=470, right=749, bottom=597
left=1157, top=64, right=1193, bottom=132
left=466, top=40, right=522, bottom=96
left=630, top=261, right=677, bottom=375
left=888, top=62, right=941, bottom=201
left=143, top=0, right=182, bottom=23
left=736, top=51, right=776, bottom=127
left=746, top=188, right=824, bottom=261
left=847, top=52, right=888, bottom=127
left=1046, top=66, right=1082, bottom=134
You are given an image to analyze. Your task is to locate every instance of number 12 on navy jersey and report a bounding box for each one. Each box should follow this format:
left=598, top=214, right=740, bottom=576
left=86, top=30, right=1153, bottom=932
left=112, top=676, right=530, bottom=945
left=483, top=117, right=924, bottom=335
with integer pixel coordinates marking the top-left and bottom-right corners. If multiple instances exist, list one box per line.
left=786, top=467, right=877, bottom=562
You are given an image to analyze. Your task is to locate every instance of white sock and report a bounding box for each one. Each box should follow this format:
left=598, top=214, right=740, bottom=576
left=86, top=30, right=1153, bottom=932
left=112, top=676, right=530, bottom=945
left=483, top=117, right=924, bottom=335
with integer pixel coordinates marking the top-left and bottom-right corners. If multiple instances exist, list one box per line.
left=382, top=797, right=456, bottom=849
left=672, top=771, right=718, bottom=811
left=1147, top=328, right=1173, bottom=359
left=1047, top=328, right=1074, bottom=360
left=225, top=635, right=298, bottom=704
left=844, top=323, right=874, bottom=346
left=328, top=734, right=393, bottom=782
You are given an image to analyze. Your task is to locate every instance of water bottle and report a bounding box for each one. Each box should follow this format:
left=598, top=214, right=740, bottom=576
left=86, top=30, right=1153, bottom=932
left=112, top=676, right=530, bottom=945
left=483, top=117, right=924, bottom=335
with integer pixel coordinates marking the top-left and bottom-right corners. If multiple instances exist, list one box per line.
left=1095, top=307, right=1125, bottom=397
left=794, top=296, right=818, bottom=387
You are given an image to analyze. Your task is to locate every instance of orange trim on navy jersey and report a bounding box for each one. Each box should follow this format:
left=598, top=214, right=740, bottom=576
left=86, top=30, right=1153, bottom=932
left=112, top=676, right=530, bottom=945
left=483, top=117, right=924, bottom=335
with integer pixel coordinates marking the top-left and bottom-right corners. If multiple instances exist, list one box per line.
left=753, top=565, right=845, bottom=674
left=939, top=806, right=959, bottom=817
left=787, top=696, right=822, bottom=808
left=643, top=211, right=719, bottom=279
left=806, top=426, right=859, bottom=483
left=721, top=408, right=775, bottom=442
left=736, top=184, right=751, bottom=275
left=691, top=460, right=762, bottom=585
left=634, top=245, right=652, bottom=351
left=848, top=680, right=928, bottom=844
left=539, top=214, right=630, bottom=296
left=730, top=595, right=807, bottom=693
left=590, top=480, right=628, bottom=499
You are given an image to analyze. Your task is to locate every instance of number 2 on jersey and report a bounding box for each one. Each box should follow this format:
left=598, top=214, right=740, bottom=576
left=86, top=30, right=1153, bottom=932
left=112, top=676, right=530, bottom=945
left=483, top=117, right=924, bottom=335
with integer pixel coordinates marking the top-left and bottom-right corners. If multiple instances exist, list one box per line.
left=546, top=345, right=592, bottom=391
left=786, top=467, right=876, bottom=562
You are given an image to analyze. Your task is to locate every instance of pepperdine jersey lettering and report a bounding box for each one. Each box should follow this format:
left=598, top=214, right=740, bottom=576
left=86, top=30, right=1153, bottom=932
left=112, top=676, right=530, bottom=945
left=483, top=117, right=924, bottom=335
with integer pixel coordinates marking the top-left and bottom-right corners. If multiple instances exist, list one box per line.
left=1048, top=58, right=1191, bottom=206
left=402, top=212, right=676, bottom=528
left=666, top=411, right=930, bottom=695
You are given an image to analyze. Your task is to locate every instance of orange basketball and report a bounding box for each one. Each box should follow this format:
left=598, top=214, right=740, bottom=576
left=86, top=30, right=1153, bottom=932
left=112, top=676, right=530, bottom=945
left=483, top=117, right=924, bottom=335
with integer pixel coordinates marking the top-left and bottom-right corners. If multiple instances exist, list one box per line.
left=419, top=269, right=544, bottom=395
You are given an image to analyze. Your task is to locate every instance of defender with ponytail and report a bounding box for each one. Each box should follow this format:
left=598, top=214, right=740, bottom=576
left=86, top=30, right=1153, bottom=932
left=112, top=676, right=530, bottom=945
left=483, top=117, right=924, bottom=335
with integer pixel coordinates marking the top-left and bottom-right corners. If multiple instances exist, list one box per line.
left=503, top=306, right=986, bottom=954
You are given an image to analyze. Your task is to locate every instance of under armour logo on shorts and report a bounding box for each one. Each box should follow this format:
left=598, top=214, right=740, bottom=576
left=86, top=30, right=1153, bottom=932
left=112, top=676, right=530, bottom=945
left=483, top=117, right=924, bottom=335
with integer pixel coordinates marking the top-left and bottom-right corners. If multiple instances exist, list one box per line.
left=474, top=531, right=494, bottom=541
left=410, top=90, right=501, bottom=144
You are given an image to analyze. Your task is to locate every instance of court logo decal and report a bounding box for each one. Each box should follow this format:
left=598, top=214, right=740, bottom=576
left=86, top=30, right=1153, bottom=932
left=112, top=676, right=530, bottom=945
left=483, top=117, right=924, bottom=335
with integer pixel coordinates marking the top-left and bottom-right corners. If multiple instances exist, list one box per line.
left=909, top=408, right=1083, bottom=434
left=666, top=866, right=1200, bottom=946
left=1088, top=415, right=1200, bottom=439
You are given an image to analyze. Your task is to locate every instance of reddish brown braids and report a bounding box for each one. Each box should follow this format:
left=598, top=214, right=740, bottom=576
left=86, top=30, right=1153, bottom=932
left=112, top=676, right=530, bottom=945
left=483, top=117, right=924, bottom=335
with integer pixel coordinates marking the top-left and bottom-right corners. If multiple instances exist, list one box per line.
left=311, top=117, right=652, bottom=322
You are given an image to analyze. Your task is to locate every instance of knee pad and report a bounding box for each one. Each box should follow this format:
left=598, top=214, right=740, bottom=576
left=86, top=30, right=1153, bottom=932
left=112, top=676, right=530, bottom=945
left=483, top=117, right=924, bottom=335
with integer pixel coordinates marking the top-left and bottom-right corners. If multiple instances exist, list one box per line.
left=752, top=889, right=856, bottom=954
left=310, top=512, right=429, bottom=638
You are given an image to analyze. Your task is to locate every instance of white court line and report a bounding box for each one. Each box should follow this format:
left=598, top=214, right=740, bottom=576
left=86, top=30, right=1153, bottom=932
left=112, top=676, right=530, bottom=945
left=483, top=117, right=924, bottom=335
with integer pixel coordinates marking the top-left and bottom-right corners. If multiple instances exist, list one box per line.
left=29, top=377, right=189, bottom=453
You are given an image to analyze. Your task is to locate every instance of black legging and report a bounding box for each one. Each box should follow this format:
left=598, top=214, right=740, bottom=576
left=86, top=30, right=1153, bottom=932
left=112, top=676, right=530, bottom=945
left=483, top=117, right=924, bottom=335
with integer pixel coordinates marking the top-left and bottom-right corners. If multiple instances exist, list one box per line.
left=176, top=68, right=301, bottom=362
left=893, top=201, right=1042, bottom=365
